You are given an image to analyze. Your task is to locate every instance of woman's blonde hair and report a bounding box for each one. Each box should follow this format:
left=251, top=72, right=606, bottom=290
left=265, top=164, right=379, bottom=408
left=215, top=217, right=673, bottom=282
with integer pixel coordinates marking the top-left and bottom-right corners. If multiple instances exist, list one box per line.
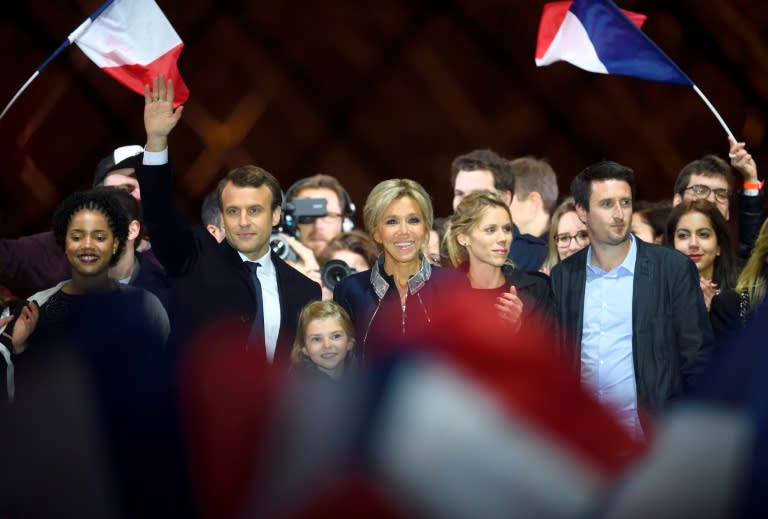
left=363, top=178, right=433, bottom=245
left=443, top=190, right=513, bottom=268
left=541, top=197, right=578, bottom=272
left=735, top=216, right=768, bottom=309
left=290, top=300, right=355, bottom=364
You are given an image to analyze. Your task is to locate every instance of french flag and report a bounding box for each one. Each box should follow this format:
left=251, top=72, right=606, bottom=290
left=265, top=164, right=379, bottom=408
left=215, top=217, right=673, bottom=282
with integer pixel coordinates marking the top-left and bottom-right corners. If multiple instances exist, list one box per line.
left=535, top=0, right=693, bottom=85
left=73, top=0, right=189, bottom=107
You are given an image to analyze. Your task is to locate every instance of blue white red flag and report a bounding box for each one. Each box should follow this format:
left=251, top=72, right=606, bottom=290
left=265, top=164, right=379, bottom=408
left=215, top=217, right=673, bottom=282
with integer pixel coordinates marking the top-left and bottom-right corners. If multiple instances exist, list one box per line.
left=535, top=0, right=693, bottom=85
left=73, top=0, right=189, bottom=107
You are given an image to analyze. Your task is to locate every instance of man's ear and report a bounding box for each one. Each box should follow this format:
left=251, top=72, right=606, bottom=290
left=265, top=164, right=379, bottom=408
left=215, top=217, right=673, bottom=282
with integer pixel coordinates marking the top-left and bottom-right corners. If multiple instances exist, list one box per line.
left=672, top=193, right=682, bottom=207
left=529, top=191, right=543, bottom=211
left=501, top=189, right=513, bottom=206
left=272, top=206, right=282, bottom=227
left=127, top=220, right=141, bottom=242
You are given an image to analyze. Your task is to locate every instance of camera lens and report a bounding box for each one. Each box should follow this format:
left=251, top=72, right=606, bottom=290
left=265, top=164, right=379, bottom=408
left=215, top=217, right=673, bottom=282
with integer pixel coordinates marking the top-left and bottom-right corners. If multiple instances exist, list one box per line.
left=321, top=259, right=355, bottom=289
left=269, top=234, right=297, bottom=262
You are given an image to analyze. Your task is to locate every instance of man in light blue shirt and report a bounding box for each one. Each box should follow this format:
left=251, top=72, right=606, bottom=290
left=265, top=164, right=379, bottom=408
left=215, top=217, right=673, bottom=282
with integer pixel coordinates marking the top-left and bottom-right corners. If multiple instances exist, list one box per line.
left=551, top=161, right=713, bottom=437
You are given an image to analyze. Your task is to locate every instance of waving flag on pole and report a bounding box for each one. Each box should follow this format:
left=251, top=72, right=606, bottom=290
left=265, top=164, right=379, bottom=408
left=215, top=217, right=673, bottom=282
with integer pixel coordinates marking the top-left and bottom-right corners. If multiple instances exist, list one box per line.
left=535, top=0, right=734, bottom=137
left=0, top=0, right=188, bottom=121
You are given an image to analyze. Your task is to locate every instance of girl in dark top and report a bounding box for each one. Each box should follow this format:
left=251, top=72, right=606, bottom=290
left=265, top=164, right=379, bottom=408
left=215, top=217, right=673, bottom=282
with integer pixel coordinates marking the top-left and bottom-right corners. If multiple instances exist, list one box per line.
left=444, top=190, right=555, bottom=334
left=665, top=199, right=737, bottom=311
left=290, top=300, right=355, bottom=380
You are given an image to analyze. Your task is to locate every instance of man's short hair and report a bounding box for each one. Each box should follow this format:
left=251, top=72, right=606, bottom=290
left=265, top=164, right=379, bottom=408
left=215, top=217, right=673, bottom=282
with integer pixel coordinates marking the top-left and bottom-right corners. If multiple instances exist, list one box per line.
left=93, top=186, right=144, bottom=249
left=571, top=161, right=635, bottom=210
left=673, top=155, right=735, bottom=197
left=508, top=157, right=559, bottom=214
left=450, top=149, right=514, bottom=194
left=201, top=191, right=222, bottom=228
left=216, top=165, right=282, bottom=212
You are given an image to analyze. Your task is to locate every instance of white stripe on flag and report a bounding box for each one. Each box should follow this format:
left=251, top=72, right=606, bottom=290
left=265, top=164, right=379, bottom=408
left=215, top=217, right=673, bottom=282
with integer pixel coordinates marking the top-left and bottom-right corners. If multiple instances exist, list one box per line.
left=535, top=11, right=608, bottom=74
left=74, top=0, right=181, bottom=68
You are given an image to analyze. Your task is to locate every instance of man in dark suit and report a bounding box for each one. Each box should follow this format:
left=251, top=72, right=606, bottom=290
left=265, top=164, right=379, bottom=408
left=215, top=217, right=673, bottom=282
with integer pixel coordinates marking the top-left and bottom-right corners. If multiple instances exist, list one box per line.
left=550, top=161, right=713, bottom=438
left=136, top=76, right=320, bottom=365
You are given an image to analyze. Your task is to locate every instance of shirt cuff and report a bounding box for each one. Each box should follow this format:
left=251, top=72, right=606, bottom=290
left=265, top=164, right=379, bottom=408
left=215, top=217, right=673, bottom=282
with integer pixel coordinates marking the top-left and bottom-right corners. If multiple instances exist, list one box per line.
left=743, top=189, right=760, bottom=196
left=143, top=148, right=168, bottom=165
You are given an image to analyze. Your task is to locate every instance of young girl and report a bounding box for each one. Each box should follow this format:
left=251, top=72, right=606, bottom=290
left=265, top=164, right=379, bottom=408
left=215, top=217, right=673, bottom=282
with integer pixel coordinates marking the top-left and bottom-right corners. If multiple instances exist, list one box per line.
left=291, top=300, right=355, bottom=379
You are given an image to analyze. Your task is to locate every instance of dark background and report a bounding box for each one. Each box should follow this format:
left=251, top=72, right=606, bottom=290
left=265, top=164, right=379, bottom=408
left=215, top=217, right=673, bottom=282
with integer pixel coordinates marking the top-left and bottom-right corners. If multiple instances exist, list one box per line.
left=1, top=0, right=766, bottom=236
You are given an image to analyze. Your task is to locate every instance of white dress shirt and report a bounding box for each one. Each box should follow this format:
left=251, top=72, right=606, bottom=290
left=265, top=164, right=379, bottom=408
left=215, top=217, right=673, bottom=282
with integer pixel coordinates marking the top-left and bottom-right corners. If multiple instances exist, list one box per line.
left=580, top=235, right=643, bottom=439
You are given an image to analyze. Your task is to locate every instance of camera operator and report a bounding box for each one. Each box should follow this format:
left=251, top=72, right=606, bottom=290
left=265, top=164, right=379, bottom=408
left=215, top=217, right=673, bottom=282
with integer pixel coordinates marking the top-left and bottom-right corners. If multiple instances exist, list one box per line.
left=316, top=230, right=380, bottom=299
left=277, top=174, right=357, bottom=280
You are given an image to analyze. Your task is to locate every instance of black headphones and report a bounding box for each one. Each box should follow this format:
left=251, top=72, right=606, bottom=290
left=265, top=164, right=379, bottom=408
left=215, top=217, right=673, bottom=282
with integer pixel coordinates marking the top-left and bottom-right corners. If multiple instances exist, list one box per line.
left=284, top=175, right=356, bottom=232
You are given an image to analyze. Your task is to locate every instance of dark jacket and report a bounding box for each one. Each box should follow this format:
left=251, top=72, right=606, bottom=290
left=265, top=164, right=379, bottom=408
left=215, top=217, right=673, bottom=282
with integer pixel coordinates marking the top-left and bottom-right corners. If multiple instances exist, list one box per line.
left=137, top=161, right=320, bottom=364
left=737, top=191, right=765, bottom=260
left=508, top=224, right=548, bottom=273
left=333, top=255, right=468, bottom=362
left=550, top=238, right=713, bottom=413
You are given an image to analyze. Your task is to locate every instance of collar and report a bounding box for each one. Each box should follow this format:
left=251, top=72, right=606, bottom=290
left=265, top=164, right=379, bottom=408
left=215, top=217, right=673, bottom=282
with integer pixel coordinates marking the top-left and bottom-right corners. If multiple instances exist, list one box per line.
left=586, top=233, right=637, bottom=275
left=238, top=248, right=275, bottom=277
left=370, top=254, right=432, bottom=300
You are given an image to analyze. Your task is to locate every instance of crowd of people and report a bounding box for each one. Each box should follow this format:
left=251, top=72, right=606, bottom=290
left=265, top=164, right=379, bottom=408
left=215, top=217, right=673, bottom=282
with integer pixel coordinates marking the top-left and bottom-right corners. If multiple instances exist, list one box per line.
left=1, top=75, right=767, bottom=517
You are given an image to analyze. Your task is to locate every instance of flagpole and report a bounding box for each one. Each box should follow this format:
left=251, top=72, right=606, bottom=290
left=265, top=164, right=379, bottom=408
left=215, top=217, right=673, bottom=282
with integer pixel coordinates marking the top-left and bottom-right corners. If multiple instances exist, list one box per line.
left=0, top=0, right=114, bottom=121
left=692, top=84, right=735, bottom=141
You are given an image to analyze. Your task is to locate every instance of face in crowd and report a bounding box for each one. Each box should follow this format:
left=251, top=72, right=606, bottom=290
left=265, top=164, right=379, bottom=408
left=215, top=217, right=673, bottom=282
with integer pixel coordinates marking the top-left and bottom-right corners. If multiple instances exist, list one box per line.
left=555, top=210, right=589, bottom=261
left=65, top=209, right=120, bottom=278
left=373, top=196, right=427, bottom=270
left=295, top=187, right=344, bottom=256
left=452, top=169, right=495, bottom=211
left=675, top=173, right=731, bottom=221
left=301, top=315, right=354, bottom=378
left=578, top=179, right=633, bottom=248
left=220, top=181, right=281, bottom=260
left=672, top=209, right=719, bottom=280
left=103, top=168, right=142, bottom=201
left=460, top=205, right=513, bottom=269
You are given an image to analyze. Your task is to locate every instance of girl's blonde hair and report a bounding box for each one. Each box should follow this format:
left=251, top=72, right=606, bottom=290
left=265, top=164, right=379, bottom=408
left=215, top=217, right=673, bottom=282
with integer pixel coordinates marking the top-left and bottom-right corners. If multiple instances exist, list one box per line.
left=290, top=300, right=355, bottom=364
left=443, top=190, right=513, bottom=268
left=736, top=216, right=768, bottom=309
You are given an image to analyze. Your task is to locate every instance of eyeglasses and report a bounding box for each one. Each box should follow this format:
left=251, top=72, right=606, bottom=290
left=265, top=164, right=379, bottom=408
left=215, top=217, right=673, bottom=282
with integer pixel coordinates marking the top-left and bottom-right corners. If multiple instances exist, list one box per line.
left=683, top=184, right=732, bottom=202
left=555, top=231, right=590, bottom=247
left=297, top=213, right=343, bottom=225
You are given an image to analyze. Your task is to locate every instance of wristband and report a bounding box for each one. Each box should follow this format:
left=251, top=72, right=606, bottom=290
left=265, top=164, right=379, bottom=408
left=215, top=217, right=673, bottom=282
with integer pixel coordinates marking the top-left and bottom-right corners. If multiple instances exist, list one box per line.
left=743, top=179, right=764, bottom=190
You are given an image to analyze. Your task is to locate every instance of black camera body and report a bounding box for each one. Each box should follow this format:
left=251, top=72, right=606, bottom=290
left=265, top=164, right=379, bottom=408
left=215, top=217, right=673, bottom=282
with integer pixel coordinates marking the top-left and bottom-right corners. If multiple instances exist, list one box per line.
left=320, top=259, right=357, bottom=290
left=270, top=198, right=327, bottom=261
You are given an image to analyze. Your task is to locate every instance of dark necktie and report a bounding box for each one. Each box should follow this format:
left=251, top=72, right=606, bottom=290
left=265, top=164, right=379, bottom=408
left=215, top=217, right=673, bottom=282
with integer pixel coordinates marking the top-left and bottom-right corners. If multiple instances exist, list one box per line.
left=246, top=261, right=265, bottom=349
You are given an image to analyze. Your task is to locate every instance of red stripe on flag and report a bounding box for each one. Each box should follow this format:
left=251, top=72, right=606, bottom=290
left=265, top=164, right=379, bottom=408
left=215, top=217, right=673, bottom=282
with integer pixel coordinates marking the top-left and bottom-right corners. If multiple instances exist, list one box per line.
left=535, top=1, right=572, bottom=60
left=101, top=43, right=190, bottom=108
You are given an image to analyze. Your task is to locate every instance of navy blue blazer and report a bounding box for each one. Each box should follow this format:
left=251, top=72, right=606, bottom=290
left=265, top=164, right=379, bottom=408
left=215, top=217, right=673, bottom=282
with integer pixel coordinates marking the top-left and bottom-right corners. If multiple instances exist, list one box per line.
left=138, top=161, right=320, bottom=364
left=550, top=238, right=713, bottom=412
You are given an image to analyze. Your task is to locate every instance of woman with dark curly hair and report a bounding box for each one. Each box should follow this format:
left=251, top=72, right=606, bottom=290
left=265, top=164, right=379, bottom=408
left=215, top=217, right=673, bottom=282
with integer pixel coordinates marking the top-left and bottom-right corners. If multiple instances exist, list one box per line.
left=3, top=189, right=169, bottom=370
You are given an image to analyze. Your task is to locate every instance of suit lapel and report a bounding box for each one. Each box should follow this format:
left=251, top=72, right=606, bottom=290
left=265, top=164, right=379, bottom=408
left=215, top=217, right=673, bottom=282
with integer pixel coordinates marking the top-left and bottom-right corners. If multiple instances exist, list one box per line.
left=632, top=241, right=653, bottom=337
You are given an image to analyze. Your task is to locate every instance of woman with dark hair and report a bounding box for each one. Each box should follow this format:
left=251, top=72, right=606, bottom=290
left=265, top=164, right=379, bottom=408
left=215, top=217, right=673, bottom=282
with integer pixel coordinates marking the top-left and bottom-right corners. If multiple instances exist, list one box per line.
left=333, top=179, right=466, bottom=361
left=444, top=190, right=554, bottom=333
left=710, top=216, right=768, bottom=339
left=665, top=199, right=737, bottom=310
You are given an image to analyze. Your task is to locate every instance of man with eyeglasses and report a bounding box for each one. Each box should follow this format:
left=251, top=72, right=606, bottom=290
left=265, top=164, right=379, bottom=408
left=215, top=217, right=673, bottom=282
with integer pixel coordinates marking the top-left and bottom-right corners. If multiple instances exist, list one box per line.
left=280, top=174, right=356, bottom=282
left=672, top=138, right=762, bottom=259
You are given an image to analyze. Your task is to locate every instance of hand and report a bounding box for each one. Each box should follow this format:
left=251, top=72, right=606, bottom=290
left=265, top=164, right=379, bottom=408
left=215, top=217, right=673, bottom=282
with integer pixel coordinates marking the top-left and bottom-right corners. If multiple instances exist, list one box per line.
left=700, top=277, right=719, bottom=312
left=3, top=302, right=40, bottom=354
left=144, top=75, right=184, bottom=152
left=280, top=234, right=321, bottom=283
left=496, top=285, right=524, bottom=334
left=728, top=136, right=758, bottom=182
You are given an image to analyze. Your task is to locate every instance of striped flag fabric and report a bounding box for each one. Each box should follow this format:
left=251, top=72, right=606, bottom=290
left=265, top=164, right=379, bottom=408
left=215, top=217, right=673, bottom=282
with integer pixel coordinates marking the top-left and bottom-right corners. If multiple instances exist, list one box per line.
left=73, top=0, right=189, bottom=107
left=535, top=0, right=693, bottom=85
